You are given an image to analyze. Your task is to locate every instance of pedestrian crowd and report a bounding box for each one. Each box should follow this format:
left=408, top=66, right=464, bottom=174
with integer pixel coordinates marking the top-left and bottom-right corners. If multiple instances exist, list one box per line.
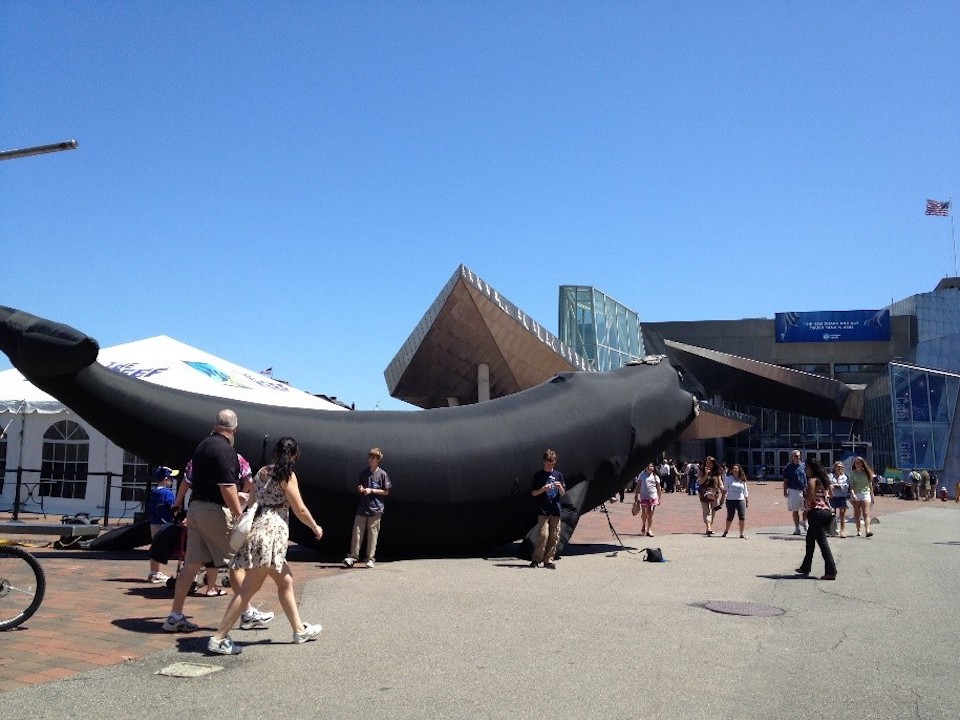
left=151, top=408, right=390, bottom=656
left=616, top=451, right=895, bottom=583
left=147, top=414, right=911, bottom=656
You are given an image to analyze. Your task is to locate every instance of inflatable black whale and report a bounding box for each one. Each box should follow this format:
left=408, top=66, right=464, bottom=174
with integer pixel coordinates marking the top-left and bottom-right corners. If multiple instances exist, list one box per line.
left=0, top=306, right=698, bottom=556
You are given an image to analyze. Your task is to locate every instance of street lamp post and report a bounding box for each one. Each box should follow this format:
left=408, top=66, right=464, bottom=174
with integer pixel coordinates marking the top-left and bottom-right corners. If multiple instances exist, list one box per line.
left=0, top=139, right=78, bottom=162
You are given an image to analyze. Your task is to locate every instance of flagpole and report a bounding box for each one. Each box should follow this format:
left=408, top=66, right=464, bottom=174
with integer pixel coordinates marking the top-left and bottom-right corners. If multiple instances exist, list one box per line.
left=952, top=197, right=956, bottom=277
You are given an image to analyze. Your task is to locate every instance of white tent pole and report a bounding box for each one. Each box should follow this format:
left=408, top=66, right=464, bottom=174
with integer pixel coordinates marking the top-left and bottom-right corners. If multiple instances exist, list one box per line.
left=0, top=400, right=25, bottom=440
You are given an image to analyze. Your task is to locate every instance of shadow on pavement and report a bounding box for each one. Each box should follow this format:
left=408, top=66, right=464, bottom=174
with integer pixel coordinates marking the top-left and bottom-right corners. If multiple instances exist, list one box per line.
left=757, top=573, right=818, bottom=580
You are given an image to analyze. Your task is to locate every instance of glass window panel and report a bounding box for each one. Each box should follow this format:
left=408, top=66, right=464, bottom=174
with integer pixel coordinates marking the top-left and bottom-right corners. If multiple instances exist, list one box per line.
left=39, top=421, right=89, bottom=499
left=928, top=374, right=949, bottom=423
left=895, top=424, right=915, bottom=468
left=948, top=377, right=960, bottom=422
left=605, top=299, right=617, bottom=346
left=910, top=371, right=931, bottom=422
left=893, top=367, right=911, bottom=423
left=912, top=425, right=933, bottom=469
left=595, top=301, right=607, bottom=346
left=931, top=425, right=950, bottom=470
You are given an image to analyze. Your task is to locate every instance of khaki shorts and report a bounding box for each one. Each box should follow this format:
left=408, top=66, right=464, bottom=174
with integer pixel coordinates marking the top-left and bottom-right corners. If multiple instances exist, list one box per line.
left=184, top=500, right=234, bottom=568
left=787, top=488, right=805, bottom=512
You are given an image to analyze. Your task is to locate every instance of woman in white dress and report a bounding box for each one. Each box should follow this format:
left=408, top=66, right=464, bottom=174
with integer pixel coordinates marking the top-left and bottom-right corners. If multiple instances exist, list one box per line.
left=208, top=437, right=324, bottom=655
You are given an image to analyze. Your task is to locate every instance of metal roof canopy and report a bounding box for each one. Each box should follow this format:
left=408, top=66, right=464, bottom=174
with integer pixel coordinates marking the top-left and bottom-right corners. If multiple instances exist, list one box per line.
left=665, top=340, right=863, bottom=421
left=385, top=265, right=589, bottom=408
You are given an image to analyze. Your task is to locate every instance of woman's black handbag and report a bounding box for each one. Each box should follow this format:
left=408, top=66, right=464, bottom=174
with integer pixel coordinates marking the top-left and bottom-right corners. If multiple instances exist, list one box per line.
left=643, top=547, right=664, bottom=562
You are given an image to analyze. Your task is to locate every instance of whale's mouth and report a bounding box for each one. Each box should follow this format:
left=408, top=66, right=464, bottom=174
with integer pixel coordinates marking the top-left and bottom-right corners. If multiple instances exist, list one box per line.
left=0, top=306, right=99, bottom=378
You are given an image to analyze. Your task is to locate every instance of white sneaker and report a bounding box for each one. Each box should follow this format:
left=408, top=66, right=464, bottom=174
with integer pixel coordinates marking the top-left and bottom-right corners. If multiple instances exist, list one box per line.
left=792, top=527, right=802, bottom=536
left=365, top=559, right=375, bottom=569
left=240, top=608, right=275, bottom=630
left=207, top=636, right=241, bottom=655
left=342, top=557, right=356, bottom=568
left=162, top=612, right=198, bottom=632
left=148, top=572, right=170, bottom=584
left=293, top=623, right=323, bottom=644
left=801, top=522, right=808, bottom=532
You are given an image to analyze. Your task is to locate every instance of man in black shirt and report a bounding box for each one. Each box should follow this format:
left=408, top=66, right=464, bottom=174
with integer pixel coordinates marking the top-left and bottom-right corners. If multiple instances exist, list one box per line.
left=162, top=409, right=272, bottom=632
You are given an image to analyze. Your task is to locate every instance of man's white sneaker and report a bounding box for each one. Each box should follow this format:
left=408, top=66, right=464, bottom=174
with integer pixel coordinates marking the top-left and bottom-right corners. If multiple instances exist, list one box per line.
left=364, top=559, right=375, bottom=569
left=162, top=612, right=198, bottom=632
left=240, top=608, right=275, bottom=630
left=792, top=527, right=802, bottom=536
left=207, top=636, right=241, bottom=655
left=293, top=623, right=322, bottom=644
left=342, top=557, right=356, bottom=568
left=148, top=572, right=170, bottom=584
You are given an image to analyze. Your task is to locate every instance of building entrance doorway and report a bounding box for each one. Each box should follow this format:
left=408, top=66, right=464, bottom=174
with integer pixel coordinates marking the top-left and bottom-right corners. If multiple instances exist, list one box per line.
left=740, top=448, right=834, bottom=482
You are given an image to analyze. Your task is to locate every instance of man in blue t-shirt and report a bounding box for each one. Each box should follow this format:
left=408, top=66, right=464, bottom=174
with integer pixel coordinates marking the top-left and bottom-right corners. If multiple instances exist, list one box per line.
left=782, top=450, right=807, bottom=535
left=530, top=448, right=566, bottom=569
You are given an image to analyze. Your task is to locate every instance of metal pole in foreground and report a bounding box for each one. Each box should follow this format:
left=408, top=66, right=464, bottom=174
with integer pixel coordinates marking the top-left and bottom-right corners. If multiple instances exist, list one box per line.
left=0, top=139, right=78, bottom=161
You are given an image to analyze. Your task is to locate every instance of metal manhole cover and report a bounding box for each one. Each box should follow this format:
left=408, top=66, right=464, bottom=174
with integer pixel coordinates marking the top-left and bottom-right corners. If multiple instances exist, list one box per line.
left=704, top=601, right=785, bottom=617
left=157, top=662, right=224, bottom=678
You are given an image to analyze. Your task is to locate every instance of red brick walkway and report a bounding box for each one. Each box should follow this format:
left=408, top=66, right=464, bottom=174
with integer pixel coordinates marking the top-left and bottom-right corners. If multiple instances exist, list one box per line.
left=0, top=483, right=950, bottom=693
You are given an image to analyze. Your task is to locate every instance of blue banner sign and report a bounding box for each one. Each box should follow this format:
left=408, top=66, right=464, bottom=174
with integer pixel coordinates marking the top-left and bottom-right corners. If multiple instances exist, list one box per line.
left=775, top=309, right=890, bottom=343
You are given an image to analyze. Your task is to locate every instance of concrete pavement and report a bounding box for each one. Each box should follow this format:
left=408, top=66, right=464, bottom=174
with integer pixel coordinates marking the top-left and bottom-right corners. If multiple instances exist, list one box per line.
left=1, top=486, right=958, bottom=719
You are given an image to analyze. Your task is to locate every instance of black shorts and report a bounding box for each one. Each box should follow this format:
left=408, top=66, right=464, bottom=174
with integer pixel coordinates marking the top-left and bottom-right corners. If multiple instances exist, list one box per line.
left=725, top=499, right=746, bottom=521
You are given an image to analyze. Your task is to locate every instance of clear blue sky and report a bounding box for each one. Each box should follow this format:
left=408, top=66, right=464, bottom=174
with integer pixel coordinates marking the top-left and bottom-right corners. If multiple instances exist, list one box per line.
left=2, top=2, right=958, bottom=410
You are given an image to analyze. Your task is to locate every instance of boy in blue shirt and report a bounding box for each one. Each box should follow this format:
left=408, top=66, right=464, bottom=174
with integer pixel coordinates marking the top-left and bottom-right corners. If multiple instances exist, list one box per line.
left=530, top=449, right=566, bottom=569
left=147, top=466, right=178, bottom=583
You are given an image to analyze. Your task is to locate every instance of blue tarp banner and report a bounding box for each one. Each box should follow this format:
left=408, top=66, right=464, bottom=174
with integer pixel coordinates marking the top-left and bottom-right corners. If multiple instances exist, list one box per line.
left=775, top=309, right=891, bottom=343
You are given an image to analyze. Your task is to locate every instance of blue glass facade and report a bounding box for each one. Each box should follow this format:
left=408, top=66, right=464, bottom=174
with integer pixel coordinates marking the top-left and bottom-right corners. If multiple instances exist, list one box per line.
left=557, top=280, right=960, bottom=482
left=867, top=286, right=960, bottom=474
left=864, top=363, right=960, bottom=473
left=558, top=286, right=644, bottom=371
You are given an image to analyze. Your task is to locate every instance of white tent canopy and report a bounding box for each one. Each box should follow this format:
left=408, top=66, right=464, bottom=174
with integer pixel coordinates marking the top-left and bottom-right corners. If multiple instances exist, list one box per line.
left=0, top=334, right=347, bottom=413
left=0, top=335, right=345, bottom=520
left=0, top=375, right=63, bottom=414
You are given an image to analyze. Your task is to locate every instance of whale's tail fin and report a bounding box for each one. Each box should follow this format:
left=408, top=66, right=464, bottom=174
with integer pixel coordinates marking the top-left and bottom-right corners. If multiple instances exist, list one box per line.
left=0, top=306, right=99, bottom=378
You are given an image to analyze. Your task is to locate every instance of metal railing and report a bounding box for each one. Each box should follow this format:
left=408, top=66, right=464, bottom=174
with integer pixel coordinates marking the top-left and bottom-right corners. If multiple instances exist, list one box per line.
left=1, top=467, right=152, bottom=527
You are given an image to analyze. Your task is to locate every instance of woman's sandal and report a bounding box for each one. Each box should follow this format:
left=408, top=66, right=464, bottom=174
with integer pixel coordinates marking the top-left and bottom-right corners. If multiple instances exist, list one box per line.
left=204, top=588, right=227, bottom=597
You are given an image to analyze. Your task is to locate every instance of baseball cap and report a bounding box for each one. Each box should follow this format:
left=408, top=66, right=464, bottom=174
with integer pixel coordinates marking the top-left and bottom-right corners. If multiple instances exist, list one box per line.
left=152, top=466, right=180, bottom=479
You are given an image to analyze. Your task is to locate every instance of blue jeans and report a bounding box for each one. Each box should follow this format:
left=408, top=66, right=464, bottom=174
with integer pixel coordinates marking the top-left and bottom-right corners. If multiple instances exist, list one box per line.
left=798, top=508, right=836, bottom=576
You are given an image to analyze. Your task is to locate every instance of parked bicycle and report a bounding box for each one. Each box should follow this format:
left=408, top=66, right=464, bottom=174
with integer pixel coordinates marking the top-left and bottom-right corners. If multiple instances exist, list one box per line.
left=0, top=545, right=46, bottom=630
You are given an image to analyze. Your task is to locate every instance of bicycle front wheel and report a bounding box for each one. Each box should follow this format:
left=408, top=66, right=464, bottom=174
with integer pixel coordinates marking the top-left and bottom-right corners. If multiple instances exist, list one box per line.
left=0, top=546, right=46, bottom=631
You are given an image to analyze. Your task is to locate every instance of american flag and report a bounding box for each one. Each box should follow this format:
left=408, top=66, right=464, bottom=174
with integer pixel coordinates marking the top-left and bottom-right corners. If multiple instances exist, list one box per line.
left=926, top=199, right=950, bottom=216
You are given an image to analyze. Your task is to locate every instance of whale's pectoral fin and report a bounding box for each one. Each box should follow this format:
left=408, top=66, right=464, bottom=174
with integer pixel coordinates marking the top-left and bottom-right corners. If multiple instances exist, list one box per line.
left=521, top=478, right=589, bottom=560
left=0, top=306, right=99, bottom=378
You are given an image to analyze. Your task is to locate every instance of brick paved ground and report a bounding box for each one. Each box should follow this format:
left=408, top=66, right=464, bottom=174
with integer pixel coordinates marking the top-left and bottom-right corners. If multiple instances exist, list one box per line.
left=1, top=483, right=952, bottom=693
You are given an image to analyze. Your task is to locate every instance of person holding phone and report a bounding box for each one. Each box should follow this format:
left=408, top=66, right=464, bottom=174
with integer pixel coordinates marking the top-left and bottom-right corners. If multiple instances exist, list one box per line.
left=530, top=449, right=566, bottom=569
